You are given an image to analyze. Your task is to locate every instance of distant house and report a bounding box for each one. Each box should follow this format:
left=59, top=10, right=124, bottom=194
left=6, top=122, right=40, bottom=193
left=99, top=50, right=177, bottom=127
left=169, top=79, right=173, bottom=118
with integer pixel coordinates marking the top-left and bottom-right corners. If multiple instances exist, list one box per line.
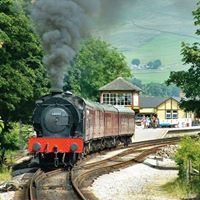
left=139, top=96, right=193, bottom=127
left=99, top=77, right=141, bottom=112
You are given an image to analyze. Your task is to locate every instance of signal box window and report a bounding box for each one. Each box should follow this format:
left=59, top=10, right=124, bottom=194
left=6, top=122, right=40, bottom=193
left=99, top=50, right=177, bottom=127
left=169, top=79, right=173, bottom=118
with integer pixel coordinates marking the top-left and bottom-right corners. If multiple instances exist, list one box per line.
left=102, top=93, right=132, bottom=106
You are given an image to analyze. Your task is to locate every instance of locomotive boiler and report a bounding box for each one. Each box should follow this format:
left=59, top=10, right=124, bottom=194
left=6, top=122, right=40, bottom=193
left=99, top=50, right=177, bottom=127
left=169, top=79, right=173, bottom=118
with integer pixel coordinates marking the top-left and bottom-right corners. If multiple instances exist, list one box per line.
left=28, top=90, right=135, bottom=167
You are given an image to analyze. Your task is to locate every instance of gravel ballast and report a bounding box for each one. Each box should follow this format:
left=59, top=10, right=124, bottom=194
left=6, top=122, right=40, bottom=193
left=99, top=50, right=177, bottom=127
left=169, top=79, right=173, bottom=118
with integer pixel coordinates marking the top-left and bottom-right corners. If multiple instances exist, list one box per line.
left=90, top=162, right=179, bottom=200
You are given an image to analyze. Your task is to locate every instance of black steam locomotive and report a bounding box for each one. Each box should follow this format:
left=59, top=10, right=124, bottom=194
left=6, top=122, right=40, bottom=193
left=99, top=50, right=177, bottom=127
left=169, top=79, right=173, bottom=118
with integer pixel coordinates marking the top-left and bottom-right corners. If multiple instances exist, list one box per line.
left=28, top=90, right=135, bottom=166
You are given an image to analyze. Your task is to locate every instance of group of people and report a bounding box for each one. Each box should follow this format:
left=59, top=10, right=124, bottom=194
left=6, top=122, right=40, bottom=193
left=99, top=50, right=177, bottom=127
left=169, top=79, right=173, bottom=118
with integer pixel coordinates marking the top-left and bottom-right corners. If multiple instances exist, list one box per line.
left=141, top=114, right=159, bottom=128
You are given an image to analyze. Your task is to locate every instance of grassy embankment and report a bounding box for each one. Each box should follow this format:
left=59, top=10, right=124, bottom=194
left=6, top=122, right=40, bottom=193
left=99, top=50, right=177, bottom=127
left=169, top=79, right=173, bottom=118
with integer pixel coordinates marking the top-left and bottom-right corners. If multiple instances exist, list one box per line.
left=0, top=123, right=31, bottom=182
left=0, top=151, right=18, bottom=182
left=162, top=136, right=200, bottom=199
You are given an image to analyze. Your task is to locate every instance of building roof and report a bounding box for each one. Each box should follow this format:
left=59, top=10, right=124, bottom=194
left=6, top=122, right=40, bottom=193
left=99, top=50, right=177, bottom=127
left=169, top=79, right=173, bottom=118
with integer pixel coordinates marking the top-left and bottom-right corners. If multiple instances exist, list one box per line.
left=99, top=77, right=142, bottom=92
left=140, top=96, right=181, bottom=108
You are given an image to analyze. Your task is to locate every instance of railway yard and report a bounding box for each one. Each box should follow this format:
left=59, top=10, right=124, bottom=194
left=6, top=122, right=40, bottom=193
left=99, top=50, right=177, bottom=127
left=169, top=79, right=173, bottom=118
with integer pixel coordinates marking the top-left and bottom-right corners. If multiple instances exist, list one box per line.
left=0, top=126, right=199, bottom=200
left=1, top=1, right=200, bottom=200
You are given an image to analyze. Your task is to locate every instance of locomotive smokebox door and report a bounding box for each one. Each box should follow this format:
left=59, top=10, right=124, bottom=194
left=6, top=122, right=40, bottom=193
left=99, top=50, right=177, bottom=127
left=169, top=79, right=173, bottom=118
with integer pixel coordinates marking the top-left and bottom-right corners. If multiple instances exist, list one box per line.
left=41, top=106, right=72, bottom=137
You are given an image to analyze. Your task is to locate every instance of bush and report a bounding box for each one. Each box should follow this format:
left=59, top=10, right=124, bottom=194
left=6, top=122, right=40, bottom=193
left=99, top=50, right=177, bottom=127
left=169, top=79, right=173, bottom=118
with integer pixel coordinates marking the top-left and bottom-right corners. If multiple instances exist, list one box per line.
left=175, top=136, right=200, bottom=195
left=131, top=58, right=140, bottom=66
left=1, top=122, right=32, bottom=151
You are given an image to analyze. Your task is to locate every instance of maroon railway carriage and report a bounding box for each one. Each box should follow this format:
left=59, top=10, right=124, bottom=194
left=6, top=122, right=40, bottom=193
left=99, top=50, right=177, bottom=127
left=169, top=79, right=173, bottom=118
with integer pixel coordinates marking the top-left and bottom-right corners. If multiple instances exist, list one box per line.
left=28, top=92, right=135, bottom=166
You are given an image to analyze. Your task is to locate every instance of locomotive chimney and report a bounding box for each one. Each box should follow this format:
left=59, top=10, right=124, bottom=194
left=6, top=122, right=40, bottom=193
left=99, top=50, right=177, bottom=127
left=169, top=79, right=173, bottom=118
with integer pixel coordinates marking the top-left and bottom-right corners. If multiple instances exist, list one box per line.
left=50, top=88, right=63, bottom=95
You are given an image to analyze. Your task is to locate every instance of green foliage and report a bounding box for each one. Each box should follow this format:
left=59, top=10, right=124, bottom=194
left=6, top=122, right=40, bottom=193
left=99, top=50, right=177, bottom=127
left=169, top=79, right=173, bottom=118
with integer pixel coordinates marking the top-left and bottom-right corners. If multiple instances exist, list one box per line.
left=3, top=124, right=20, bottom=150
left=146, top=59, right=162, bottom=69
left=166, top=1, right=200, bottom=116
left=65, top=38, right=131, bottom=100
left=1, top=122, right=31, bottom=151
left=162, top=178, right=195, bottom=198
left=130, top=78, right=180, bottom=97
left=175, top=136, right=200, bottom=195
left=0, top=0, right=49, bottom=124
left=0, top=164, right=11, bottom=182
left=131, top=58, right=140, bottom=66
left=143, top=82, right=180, bottom=97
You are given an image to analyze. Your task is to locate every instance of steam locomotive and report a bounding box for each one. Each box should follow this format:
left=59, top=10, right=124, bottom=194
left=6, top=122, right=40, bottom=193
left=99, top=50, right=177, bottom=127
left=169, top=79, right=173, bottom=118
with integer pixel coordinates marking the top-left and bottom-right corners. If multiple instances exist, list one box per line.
left=28, top=90, right=135, bottom=167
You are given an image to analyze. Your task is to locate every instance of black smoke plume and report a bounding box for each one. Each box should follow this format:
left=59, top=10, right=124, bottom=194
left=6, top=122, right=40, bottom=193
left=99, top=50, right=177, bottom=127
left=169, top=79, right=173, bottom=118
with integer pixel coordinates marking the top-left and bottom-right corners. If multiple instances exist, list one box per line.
left=31, top=0, right=133, bottom=89
left=31, top=0, right=100, bottom=89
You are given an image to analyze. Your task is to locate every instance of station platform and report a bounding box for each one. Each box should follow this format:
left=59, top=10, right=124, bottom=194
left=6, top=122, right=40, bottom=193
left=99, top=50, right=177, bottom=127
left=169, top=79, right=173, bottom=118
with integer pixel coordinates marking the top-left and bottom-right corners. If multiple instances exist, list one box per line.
left=133, top=126, right=200, bottom=142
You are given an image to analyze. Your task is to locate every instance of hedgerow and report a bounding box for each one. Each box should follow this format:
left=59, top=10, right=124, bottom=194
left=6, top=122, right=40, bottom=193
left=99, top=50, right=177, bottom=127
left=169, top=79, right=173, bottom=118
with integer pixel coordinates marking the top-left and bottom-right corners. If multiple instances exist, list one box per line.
left=175, top=136, right=200, bottom=195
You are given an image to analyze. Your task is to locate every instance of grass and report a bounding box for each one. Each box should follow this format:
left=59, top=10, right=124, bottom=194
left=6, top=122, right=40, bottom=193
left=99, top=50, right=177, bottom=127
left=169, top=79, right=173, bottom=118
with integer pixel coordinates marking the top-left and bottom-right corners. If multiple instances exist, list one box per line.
left=97, top=0, right=197, bottom=84
left=124, top=33, right=197, bottom=83
left=0, top=165, right=11, bottom=182
left=162, top=178, right=199, bottom=199
left=0, top=150, right=19, bottom=183
left=132, top=69, right=171, bottom=84
left=125, top=33, right=195, bottom=65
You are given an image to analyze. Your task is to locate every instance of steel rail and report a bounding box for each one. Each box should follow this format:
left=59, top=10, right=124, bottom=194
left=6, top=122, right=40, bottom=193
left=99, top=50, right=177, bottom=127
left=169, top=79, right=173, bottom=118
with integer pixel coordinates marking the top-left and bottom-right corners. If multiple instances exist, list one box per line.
left=71, top=137, right=180, bottom=200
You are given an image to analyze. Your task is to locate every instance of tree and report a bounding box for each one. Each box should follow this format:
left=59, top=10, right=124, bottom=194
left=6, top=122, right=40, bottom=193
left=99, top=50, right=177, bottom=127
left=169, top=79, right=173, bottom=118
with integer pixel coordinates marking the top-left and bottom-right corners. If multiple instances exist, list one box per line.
left=129, top=78, right=142, bottom=89
left=142, top=83, right=180, bottom=97
left=166, top=1, right=200, bottom=116
left=0, top=0, right=49, bottom=125
left=146, top=61, right=154, bottom=69
left=153, top=59, right=162, bottom=69
left=129, top=78, right=180, bottom=97
left=65, top=38, right=131, bottom=100
left=146, top=59, right=162, bottom=69
left=131, top=58, right=140, bottom=66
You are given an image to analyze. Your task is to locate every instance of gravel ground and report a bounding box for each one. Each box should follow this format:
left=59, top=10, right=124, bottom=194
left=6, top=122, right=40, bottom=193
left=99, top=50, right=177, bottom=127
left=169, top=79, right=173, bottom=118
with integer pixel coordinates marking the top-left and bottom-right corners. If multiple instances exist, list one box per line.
left=90, top=161, right=179, bottom=200
left=0, top=172, right=34, bottom=200
left=0, top=191, right=15, bottom=200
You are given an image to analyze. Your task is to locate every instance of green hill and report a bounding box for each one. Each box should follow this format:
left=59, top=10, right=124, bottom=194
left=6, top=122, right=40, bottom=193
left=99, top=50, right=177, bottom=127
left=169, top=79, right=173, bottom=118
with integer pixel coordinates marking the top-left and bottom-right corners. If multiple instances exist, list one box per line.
left=95, top=0, right=199, bottom=83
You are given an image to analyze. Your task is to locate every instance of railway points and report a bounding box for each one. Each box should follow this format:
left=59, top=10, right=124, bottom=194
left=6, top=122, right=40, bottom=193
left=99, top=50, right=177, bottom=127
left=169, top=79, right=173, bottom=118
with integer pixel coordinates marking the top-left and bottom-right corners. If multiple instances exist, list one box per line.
left=0, top=126, right=199, bottom=200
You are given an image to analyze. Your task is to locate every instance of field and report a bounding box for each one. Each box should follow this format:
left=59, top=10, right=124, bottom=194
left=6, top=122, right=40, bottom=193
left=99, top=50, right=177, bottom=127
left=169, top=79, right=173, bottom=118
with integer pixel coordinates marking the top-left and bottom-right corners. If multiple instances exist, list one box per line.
left=95, top=0, right=199, bottom=83
left=132, top=69, right=171, bottom=84
left=125, top=34, right=197, bottom=66
left=108, top=31, right=197, bottom=84
left=126, top=34, right=196, bottom=83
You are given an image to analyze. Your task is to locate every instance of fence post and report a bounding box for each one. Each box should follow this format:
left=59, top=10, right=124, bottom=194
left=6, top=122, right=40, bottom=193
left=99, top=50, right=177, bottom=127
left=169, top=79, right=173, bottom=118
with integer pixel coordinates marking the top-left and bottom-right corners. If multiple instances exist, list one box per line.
left=189, top=159, right=192, bottom=182
left=186, top=160, right=189, bottom=183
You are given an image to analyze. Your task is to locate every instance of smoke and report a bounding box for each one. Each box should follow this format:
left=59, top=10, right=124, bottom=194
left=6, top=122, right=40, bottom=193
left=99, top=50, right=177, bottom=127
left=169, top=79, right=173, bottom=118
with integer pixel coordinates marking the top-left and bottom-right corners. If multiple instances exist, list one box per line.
left=31, top=0, right=100, bottom=89
left=31, top=0, right=133, bottom=89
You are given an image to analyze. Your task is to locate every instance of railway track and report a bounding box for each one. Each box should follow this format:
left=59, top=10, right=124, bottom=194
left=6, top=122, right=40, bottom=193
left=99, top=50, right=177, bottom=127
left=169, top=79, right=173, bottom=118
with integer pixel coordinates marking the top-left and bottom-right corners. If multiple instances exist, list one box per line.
left=13, top=137, right=180, bottom=200
left=71, top=137, right=180, bottom=200
left=14, top=169, right=82, bottom=200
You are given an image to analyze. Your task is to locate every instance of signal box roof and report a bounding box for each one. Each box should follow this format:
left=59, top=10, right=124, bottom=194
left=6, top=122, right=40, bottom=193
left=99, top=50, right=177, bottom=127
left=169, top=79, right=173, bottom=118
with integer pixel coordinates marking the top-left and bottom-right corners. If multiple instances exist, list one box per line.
left=99, top=77, right=141, bottom=92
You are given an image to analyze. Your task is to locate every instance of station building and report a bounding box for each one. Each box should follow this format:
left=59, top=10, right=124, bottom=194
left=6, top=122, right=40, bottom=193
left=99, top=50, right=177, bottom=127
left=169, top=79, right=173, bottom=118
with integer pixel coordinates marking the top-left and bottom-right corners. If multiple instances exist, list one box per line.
left=99, top=77, right=193, bottom=127
left=99, top=77, right=141, bottom=112
left=139, top=96, right=193, bottom=127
